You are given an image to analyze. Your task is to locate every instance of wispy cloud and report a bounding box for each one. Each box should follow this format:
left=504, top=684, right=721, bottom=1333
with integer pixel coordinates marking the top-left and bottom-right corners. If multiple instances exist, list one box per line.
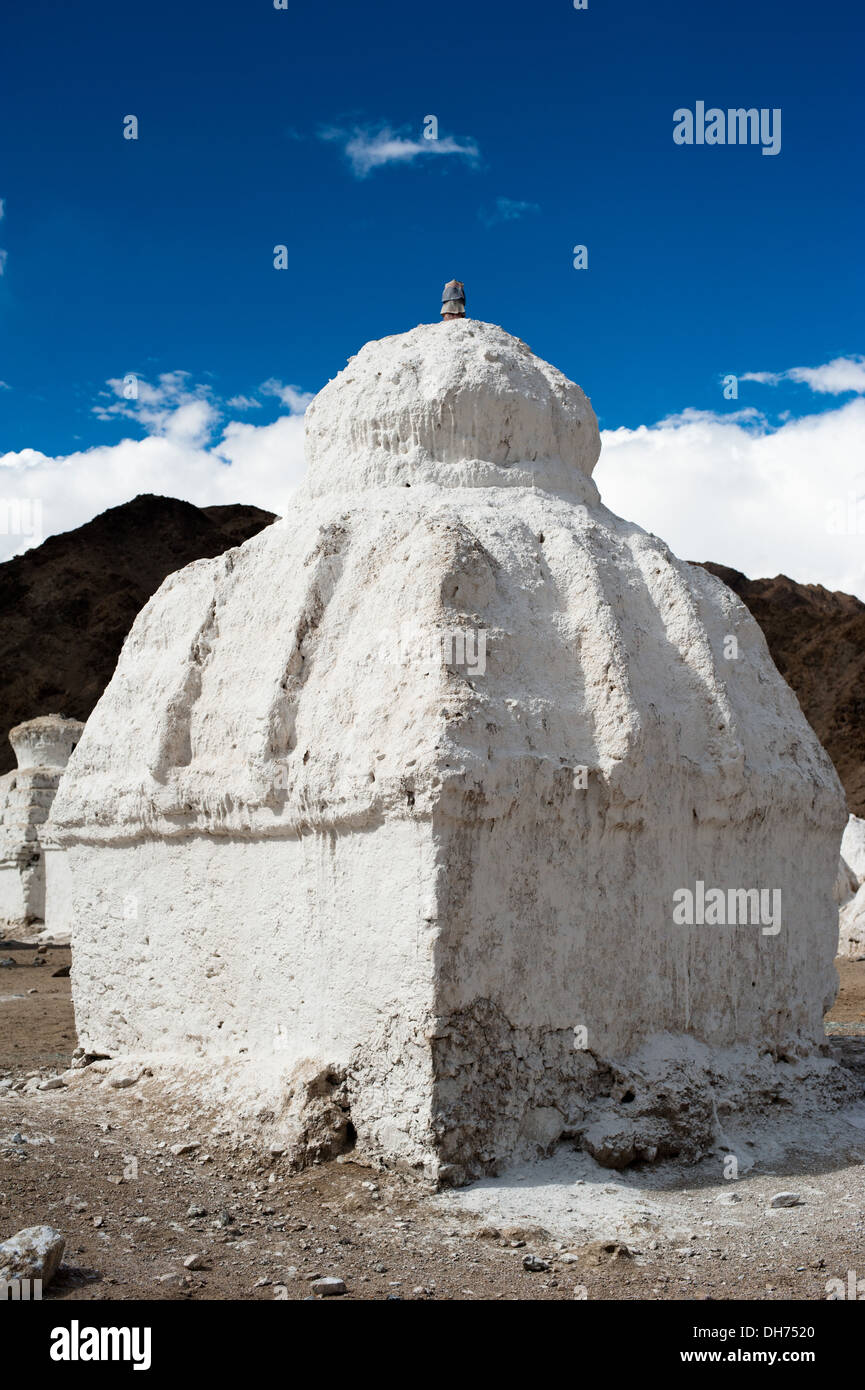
left=319, top=123, right=479, bottom=178
left=0, top=196, right=6, bottom=276
left=92, top=371, right=219, bottom=445
left=656, top=405, right=768, bottom=429
left=259, top=379, right=315, bottom=412
left=740, top=355, right=865, bottom=395
left=91, top=373, right=312, bottom=442
left=479, top=197, right=540, bottom=228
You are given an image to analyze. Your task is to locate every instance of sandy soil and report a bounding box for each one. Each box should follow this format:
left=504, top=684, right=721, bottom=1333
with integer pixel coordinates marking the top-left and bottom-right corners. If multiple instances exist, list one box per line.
left=2, top=945, right=865, bottom=1302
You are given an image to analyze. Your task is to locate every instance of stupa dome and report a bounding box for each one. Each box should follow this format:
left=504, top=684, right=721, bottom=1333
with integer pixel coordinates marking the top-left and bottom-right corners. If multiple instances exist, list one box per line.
left=303, top=320, right=601, bottom=497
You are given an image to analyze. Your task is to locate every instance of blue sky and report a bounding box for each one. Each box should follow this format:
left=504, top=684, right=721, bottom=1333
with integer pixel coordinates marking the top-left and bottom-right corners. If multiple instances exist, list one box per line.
left=1, top=0, right=863, bottom=591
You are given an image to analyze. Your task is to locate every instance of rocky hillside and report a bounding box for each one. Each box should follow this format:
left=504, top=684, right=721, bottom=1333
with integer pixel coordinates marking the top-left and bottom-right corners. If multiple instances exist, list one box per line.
left=0, top=495, right=276, bottom=774
left=699, top=563, right=865, bottom=816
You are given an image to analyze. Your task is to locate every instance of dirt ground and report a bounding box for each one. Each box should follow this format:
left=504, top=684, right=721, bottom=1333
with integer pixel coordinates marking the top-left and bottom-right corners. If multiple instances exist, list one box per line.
left=2, top=944, right=865, bottom=1302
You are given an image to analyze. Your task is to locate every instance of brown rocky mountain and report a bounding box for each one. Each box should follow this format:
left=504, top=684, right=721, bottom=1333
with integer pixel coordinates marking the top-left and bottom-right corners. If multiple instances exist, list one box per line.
left=0, top=499, right=862, bottom=814
left=698, top=563, right=865, bottom=816
left=0, top=495, right=276, bottom=775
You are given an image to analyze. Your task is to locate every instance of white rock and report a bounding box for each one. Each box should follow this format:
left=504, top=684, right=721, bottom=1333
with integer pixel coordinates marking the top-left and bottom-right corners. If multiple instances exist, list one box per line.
left=769, top=1192, right=802, bottom=1208
left=841, top=815, right=865, bottom=883
left=834, top=855, right=859, bottom=908
left=834, top=819, right=862, bottom=952
left=0, top=1224, right=65, bottom=1286
left=838, top=882, right=865, bottom=958
left=50, top=318, right=852, bottom=1182
left=311, top=1276, right=346, bottom=1296
left=37, top=1075, right=66, bottom=1091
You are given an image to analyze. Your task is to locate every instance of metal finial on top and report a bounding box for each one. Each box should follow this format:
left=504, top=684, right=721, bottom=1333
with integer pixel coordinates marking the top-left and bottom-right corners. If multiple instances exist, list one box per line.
left=441, top=279, right=466, bottom=319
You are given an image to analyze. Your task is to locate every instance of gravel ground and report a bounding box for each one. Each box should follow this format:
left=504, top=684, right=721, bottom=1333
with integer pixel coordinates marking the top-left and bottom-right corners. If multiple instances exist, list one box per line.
left=2, top=946, right=865, bottom=1302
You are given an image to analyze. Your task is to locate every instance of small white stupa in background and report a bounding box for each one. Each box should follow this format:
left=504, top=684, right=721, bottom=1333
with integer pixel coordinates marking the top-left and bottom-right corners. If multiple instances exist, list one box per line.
left=0, top=715, right=84, bottom=940
left=837, top=814, right=865, bottom=958
left=50, top=300, right=854, bottom=1180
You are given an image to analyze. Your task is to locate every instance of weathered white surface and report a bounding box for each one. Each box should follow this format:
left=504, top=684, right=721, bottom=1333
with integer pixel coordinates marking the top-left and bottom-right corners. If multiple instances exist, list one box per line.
left=836, top=815, right=865, bottom=955
left=841, top=815, right=865, bottom=883
left=0, top=1224, right=65, bottom=1287
left=839, top=883, right=865, bottom=959
left=834, top=854, right=859, bottom=907
left=303, top=320, right=600, bottom=497
left=438, top=1092, right=865, bottom=1244
left=0, top=770, right=23, bottom=926
left=40, top=846, right=77, bottom=943
left=51, top=320, right=851, bottom=1182
left=0, top=715, right=83, bottom=939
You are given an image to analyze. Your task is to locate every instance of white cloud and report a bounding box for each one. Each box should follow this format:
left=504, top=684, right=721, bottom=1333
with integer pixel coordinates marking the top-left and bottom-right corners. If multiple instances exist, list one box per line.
left=597, top=397, right=865, bottom=599
left=479, top=197, right=540, bottom=227
left=320, top=123, right=479, bottom=178
left=741, top=355, right=865, bottom=395
left=788, top=358, right=865, bottom=395
left=2, top=362, right=864, bottom=605
left=91, top=370, right=218, bottom=437
left=0, top=375, right=309, bottom=562
left=739, top=371, right=779, bottom=385
left=656, top=405, right=767, bottom=428
left=0, top=196, right=6, bottom=275
left=259, top=379, right=315, bottom=412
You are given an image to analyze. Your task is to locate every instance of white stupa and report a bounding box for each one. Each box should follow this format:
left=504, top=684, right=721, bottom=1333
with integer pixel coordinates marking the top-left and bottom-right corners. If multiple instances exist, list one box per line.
left=838, top=814, right=865, bottom=958
left=50, top=316, right=852, bottom=1180
left=0, top=715, right=84, bottom=940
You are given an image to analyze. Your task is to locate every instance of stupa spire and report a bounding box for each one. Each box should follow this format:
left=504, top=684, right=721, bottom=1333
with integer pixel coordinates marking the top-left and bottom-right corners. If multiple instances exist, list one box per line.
left=440, top=279, right=466, bottom=319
